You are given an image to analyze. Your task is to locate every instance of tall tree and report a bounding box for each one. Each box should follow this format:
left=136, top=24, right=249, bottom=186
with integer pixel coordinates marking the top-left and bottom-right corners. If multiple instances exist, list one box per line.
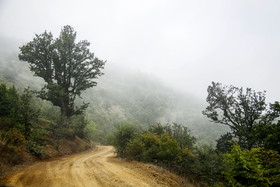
left=20, top=87, right=40, bottom=137
left=19, top=25, right=105, bottom=127
left=202, top=82, right=279, bottom=149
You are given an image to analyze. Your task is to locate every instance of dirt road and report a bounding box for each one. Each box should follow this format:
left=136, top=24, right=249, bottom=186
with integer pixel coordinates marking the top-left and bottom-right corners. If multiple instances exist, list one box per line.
left=2, top=145, right=193, bottom=187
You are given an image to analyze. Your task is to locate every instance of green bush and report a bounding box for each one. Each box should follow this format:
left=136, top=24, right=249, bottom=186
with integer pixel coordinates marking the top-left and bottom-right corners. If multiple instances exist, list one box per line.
left=139, top=133, right=160, bottom=162
left=0, top=117, right=12, bottom=131
left=70, top=113, right=89, bottom=138
left=61, top=127, right=75, bottom=139
left=26, top=140, right=45, bottom=159
left=223, top=144, right=280, bottom=186
left=2, top=127, right=26, bottom=152
left=216, top=132, right=234, bottom=154
left=253, top=121, right=280, bottom=153
left=0, top=84, right=21, bottom=130
left=157, top=133, right=181, bottom=164
left=84, top=120, right=96, bottom=141
left=190, top=145, right=224, bottom=185
left=125, top=136, right=145, bottom=160
left=112, top=123, right=227, bottom=186
left=112, top=124, right=139, bottom=156
left=149, top=123, right=196, bottom=150
left=20, top=87, right=40, bottom=137
left=126, top=132, right=190, bottom=166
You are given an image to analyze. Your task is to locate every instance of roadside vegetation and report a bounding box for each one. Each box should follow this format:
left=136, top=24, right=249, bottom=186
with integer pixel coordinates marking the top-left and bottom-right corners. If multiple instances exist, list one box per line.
left=0, top=25, right=104, bottom=168
left=0, top=26, right=280, bottom=186
left=0, top=83, right=93, bottom=160
left=111, top=82, right=280, bottom=186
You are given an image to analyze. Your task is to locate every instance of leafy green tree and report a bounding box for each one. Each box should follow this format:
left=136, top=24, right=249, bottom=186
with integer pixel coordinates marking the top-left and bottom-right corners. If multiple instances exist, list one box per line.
left=6, top=86, right=21, bottom=123
left=0, top=84, right=10, bottom=117
left=253, top=121, right=280, bottom=153
left=216, top=132, right=234, bottom=154
left=1, top=127, right=26, bottom=153
left=125, top=135, right=146, bottom=160
left=20, top=87, right=40, bottom=137
left=0, top=84, right=21, bottom=130
left=157, top=133, right=182, bottom=164
left=167, top=123, right=196, bottom=150
left=126, top=132, right=193, bottom=167
left=203, top=82, right=280, bottom=149
left=70, top=113, right=88, bottom=138
left=19, top=25, right=105, bottom=127
left=148, top=123, right=166, bottom=135
left=149, top=123, right=196, bottom=150
left=191, top=145, right=224, bottom=185
left=224, top=144, right=280, bottom=186
left=84, top=120, right=96, bottom=141
left=112, top=124, right=139, bottom=156
left=138, top=133, right=160, bottom=162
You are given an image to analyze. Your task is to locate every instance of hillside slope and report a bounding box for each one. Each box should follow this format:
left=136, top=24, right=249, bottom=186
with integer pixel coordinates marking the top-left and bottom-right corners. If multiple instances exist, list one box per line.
left=0, top=38, right=228, bottom=145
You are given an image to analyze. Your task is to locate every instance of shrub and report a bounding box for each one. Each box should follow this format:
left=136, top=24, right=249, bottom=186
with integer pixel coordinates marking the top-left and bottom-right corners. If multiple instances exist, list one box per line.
left=0, top=84, right=21, bottom=130
left=26, top=140, right=45, bottom=159
left=190, top=145, right=224, bottom=185
left=70, top=113, right=88, bottom=138
left=0, top=117, right=12, bottom=131
left=126, top=132, right=189, bottom=166
left=141, top=133, right=160, bottom=162
left=223, top=144, right=280, bottom=186
left=4, top=128, right=26, bottom=150
left=61, top=127, right=75, bottom=139
left=126, top=136, right=145, bottom=160
left=84, top=120, right=96, bottom=141
left=157, top=133, right=181, bottom=164
left=216, top=132, right=234, bottom=154
left=149, top=123, right=196, bottom=150
left=112, top=124, right=139, bottom=156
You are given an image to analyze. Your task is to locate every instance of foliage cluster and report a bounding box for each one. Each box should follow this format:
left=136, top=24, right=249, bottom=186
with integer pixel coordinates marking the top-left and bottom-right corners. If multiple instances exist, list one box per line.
left=0, top=84, right=42, bottom=155
left=203, top=82, right=280, bottom=151
left=1, top=25, right=104, bottom=161
left=112, top=119, right=280, bottom=186
left=126, top=132, right=185, bottom=165
left=224, top=144, right=280, bottom=186
left=0, top=83, right=94, bottom=159
left=111, top=123, right=225, bottom=185
left=111, top=124, right=139, bottom=156
left=203, top=82, right=280, bottom=186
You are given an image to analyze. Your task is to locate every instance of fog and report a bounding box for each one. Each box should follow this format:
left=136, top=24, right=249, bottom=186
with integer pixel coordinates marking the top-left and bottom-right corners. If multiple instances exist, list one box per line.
left=1, top=0, right=280, bottom=102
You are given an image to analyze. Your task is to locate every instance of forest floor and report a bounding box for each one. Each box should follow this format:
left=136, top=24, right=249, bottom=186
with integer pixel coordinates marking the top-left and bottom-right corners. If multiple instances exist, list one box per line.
left=0, top=145, right=195, bottom=187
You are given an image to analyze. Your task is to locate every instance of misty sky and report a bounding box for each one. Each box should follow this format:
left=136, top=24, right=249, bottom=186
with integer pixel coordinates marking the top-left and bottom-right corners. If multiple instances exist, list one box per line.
left=0, top=0, right=279, bottom=102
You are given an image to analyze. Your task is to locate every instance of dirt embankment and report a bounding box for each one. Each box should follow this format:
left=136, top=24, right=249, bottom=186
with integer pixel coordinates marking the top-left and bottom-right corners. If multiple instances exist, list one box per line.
left=1, top=145, right=195, bottom=187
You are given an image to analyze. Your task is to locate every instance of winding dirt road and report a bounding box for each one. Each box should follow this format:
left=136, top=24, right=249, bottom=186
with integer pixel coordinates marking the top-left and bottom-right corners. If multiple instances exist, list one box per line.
left=2, top=146, right=193, bottom=187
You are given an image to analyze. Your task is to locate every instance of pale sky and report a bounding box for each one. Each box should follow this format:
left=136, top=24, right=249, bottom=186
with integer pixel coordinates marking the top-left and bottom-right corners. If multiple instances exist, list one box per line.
left=0, top=0, right=279, bottom=102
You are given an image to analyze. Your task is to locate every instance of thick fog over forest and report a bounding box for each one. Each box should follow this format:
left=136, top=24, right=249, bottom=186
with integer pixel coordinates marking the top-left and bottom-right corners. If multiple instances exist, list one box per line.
left=1, top=0, right=279, bottom=102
